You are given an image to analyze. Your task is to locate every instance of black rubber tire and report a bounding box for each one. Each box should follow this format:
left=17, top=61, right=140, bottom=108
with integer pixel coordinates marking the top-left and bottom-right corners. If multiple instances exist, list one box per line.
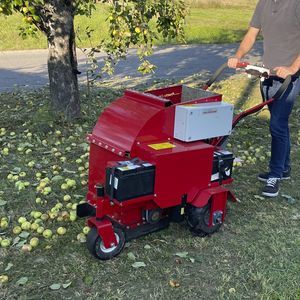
left=87, top=227, right=125, bottom=260
left=186, top=201, right=222, bottom=237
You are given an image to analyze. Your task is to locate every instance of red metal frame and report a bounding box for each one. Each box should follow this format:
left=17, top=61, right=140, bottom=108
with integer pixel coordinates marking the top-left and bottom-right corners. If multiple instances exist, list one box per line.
left=85, top=84, right=235, bottom=248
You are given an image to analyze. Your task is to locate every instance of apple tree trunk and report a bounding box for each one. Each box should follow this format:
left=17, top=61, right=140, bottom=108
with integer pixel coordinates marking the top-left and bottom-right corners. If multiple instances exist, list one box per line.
left=45, top=1, right=80, bottom=120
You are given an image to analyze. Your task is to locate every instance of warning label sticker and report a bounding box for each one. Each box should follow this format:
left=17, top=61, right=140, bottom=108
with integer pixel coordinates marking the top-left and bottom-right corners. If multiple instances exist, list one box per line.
left=148, top=142, right=176, bottom=150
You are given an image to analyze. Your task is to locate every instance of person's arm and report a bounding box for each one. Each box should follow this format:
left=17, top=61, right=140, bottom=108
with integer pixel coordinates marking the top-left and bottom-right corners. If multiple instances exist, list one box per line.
left=228, top=27, right=260, bottom=68
left=274, top=54, right=300, bottom=79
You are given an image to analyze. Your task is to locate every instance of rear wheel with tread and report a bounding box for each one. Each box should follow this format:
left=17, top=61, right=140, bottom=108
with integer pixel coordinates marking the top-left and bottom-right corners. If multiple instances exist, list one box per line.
left=187, top=201, right=222, bottom=237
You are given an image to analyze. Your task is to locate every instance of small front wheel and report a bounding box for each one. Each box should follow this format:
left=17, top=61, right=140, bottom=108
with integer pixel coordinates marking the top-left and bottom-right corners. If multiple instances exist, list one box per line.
left=87, top=227, right=125, bottom=260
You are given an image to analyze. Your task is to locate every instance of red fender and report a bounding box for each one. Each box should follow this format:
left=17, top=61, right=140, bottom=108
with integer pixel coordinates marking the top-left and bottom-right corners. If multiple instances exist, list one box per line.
left=191, top=186, right=233, bottom=226
left=191, top=186, right=229, bottom=208
left=87, top=217, right=117, bottom=249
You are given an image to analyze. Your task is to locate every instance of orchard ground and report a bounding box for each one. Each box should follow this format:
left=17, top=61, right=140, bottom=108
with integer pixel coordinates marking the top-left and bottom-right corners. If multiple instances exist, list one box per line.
left=0, top=74, right=300, bottom=299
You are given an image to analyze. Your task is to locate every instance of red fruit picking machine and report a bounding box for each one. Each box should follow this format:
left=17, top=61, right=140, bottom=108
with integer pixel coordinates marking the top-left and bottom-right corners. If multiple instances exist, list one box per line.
left=77, top=62, right=292, bottom=260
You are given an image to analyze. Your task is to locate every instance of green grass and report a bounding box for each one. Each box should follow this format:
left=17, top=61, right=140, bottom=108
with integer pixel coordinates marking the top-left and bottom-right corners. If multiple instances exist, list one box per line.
left=0, top=4, right=255, bottom=51
left=0, top=75, right=300, bottom=299
left=187, top=0, right=257, bottom=8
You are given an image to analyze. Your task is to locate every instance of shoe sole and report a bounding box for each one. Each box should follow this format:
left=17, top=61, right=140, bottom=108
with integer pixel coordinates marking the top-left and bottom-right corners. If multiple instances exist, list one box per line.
left=258, top=176, right=290, bottom=183
left=262, top=191, right=279, bottom=197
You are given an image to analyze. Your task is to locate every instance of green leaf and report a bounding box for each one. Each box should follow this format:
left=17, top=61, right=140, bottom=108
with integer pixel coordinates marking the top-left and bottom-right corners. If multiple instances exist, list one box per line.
left=63, top=169, right=76, bottom=174
left=16, top=240, right=27, bottom=248
left=127, top=252, right=136, bottom=260
left=175, top=252, right=188, bottom=258
left=16, top=277, right=28, bottom=286
left=19, top=231, right=30, bottom=238
left=11, top=167, right=21, bottom=174
left=13, top=237, right=20, bottom=246
left=51, top=175, right=64, bottom=182
left=5, top=263, right=13, bottom=271
left=49, top=283, right=61, bottom=290
left=0, top=200, right=7, bottom=206
left=144, top=244, right=151, bottom=250
left=62, top=282, right=72, bottom=289
left=131, top=261, right=146, bottom=268
left=282, top=194, right=296, bottom=204
left=83, top=275, right=94, bottom=286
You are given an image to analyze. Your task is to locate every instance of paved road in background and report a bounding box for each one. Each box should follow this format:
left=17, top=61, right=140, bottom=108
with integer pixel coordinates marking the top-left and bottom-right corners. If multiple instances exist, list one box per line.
left=0, top=43, right=263, bottom=92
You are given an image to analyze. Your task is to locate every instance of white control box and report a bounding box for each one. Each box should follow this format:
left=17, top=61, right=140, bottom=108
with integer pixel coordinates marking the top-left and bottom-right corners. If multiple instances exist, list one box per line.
left=174, top=102, right=234, bottom=142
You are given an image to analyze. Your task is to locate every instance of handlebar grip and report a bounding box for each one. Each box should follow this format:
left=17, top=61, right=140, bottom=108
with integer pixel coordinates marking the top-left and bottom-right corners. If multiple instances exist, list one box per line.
left=236, top=61, right=249, bottom=68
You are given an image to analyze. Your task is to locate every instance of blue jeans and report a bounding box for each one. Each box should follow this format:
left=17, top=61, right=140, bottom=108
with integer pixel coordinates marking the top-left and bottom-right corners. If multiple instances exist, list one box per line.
left=263, top=77, right=300, bottom=178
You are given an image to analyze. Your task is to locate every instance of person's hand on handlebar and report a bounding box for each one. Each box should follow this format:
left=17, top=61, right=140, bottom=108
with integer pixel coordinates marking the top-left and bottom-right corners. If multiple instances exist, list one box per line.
left=273, top=66, right=298, bottom=79
left=228, top=56, right=240, bottom=68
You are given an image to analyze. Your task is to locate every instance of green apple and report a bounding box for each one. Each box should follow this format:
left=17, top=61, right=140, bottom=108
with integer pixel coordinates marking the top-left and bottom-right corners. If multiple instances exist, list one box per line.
left=18, top=217, right=27, bottom=224
left=27, top=161, right=35, bottom=168
left=33, top=211, right=42, bottom=219
left=41, top=214, right=49, bottom=221
left=66, top=203, right=73, bottom=209
left=0, top=275, right=9, bottom=283
left=77, top=233, right=86, bottom=243
left=61, top=183, right=68, bottom=190
left=56, top=203, right=63, bottom=209
left=2, top=148, right=9, bottom=155
left=1, top=239, right=11, bottom=248
left=57, top=227, right=67, bottom=235
left=35, top=197, right=42, bottom=204
left=56, top=216, right=63, bottom=222
left=43, top=229, right=53, bottom=239
left=13, top=226, right=22, bottom=234
left=63, top=195, right=71, bottom=202
left=36, top=226, right=45, bottom=234
left=31, top=223, right=39, bottom=231
left=29, top=237, right=39, bottom=248
left=0, top=220, right=8, bottom=229
left=49, top=212, right=58, bottom=219
left=66, top=179, right=76, bottom=188
left=43, top=187, right=52, bottom=195
left=21, top=221, right=31, bottom=231
left=82, top=226, right=90, bottom=235
left=69, top=212, right=77, bottom=222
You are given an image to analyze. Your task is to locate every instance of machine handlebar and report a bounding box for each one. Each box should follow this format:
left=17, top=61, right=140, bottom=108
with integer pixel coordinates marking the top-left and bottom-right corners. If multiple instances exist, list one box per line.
left=206, top=62, right=296, bottom=147
left=204, top=61, right=293, bottom=101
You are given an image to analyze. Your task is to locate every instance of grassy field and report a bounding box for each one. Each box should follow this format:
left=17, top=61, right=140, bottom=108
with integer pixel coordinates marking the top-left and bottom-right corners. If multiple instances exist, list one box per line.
left=186, top=0, right=257, bottom=8
left=0, top=2, right=257, bottom=51
left=0, top=74, right=299, bottom=299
